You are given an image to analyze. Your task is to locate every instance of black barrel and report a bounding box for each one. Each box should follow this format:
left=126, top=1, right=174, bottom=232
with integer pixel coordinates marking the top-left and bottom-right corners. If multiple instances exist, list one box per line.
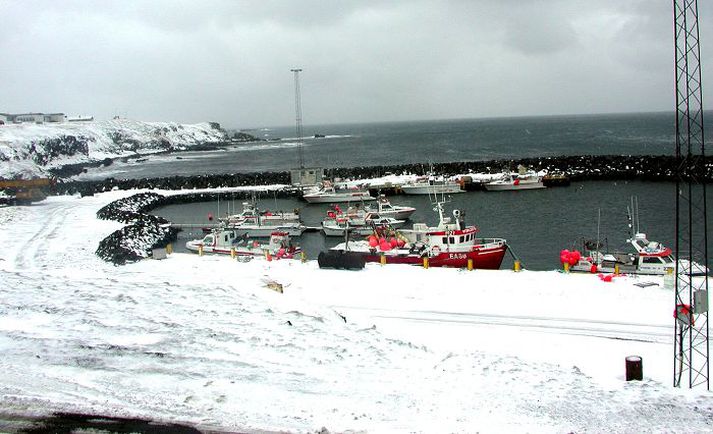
left=318, top=251, right=366, bottom=270
left=625, top=356, right=643, bottom=381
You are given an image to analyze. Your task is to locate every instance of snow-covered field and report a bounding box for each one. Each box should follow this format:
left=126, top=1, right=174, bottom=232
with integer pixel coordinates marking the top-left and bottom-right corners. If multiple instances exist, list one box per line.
left=0, top=190, right=712, bottom=433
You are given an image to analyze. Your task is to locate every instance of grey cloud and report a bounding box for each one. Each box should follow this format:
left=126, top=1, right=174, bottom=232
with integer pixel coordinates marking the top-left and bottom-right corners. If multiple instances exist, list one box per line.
left=0, top=0, right=710, bottom=127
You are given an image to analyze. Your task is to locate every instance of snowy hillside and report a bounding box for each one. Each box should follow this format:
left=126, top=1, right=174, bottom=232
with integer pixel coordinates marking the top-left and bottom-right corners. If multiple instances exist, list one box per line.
left=0, top=119, right=228, bottom=179
left=0, top=189, right=712, bottom=433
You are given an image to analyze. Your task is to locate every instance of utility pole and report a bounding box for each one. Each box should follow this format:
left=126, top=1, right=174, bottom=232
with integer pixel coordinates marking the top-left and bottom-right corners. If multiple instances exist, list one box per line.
left=672, top=0, right=709, bottom=390
left=291, top=68, right=304, bottom=169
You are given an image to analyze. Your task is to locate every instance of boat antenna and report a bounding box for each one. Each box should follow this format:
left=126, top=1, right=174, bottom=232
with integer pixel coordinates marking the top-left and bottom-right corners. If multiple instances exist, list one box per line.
left=291, top=68, right=305, bottom=169
left=634, top=196, right=640, bottom=235
left=596, top=208, right=602, bottom=252
left=626, top=201, right=634, bottom=240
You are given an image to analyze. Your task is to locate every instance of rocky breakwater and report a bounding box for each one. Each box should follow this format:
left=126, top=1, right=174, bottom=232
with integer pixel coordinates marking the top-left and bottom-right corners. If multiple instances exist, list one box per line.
left=326, top=154, right=713, bottom=183
left=96, top=192, right=179, bottom=265
left=57, top=154, right=712, bottom=198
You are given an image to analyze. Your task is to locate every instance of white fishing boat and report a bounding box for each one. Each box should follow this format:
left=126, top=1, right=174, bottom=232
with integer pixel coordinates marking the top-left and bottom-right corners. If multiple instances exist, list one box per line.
left=483, top=166, right=545, bottom=191
left=565, top=198, right=708, bottom=275
left=302, top=180, right=375, bottom=203
left=219, top=201, right=300, bottom=226
left=321, top=210, right=405, bottom=237
left=221, top=220, right=306, bottom=237
left=363, top=195, right=416, bottom=220
left=400, top=175, right=463, bottom=195
left=186, top=229, right=302, bottom=259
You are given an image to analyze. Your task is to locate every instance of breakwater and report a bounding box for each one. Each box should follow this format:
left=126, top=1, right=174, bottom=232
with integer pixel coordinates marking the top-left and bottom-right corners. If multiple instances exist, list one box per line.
left=58, top=154, right=712, bottom=198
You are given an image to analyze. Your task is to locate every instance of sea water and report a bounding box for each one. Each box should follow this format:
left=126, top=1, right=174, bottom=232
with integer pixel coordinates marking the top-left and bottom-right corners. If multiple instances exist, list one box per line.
left=153, top=180, right=712, bottom=271
left=83, top=111, right=701, bottom=180
left=137, top=111, right=712, bottom=271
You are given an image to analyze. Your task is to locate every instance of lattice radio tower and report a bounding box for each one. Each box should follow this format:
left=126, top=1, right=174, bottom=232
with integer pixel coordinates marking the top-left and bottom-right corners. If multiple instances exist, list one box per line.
left=673, top=0, right=709, bottom=389
left=291, top=68, right=305, bottom=169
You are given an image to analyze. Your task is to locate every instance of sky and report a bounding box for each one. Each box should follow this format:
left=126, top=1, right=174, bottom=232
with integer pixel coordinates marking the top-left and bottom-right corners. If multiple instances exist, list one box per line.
left=1, top=0, right=712, bottom=129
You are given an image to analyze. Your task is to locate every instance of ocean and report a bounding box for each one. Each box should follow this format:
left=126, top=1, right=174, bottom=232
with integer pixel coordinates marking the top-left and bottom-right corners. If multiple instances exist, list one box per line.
left=86, top=111, right=690, bottom=180
left=137, top=111, right=712, bottom=271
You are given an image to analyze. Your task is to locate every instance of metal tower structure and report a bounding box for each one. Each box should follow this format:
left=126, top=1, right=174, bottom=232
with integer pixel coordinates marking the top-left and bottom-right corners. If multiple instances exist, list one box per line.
left=291, top=68, right=305, bottom=169
left=672, top=0, right=709, bottom=389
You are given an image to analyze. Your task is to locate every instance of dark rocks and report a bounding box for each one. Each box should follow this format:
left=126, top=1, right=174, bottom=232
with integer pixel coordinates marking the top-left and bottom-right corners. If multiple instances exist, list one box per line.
left=52, top=154, right=712, bottom=201
left=96, top=193, right=179, bottom=265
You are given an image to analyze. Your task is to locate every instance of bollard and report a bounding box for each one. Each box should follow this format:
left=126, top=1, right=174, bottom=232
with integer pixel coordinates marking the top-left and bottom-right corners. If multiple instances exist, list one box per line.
left=230, top=247, right=236, bottom=259
left=300, top=251, right=306, bottom=263
left=380, top=254, right=386, bottom=265
left=513, top=259, right=521, bottom=272
left=423, top=257, right=429, bottom=269
left=198, top=245, right=203, bottom=256
left=614, top=264, right=620, bottom=275
left=166, top=243, right=173, bottom=255
left=467, top=258, right=473, bottom=271
left=625, top=355, right=643, bottom=381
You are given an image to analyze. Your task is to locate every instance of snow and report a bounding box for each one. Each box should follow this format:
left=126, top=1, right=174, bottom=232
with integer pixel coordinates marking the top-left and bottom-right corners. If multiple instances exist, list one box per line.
left=0, top=190, right=712, bottom=433
left=0, top=119, right=226, bottom=179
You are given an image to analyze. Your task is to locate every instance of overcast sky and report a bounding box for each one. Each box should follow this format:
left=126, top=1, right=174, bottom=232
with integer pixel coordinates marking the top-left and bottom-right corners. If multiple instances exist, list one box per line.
left=1, top=0, right=711, bottom=128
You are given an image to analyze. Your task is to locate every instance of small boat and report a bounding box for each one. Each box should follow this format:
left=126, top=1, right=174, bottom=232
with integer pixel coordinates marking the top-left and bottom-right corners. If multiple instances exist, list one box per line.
left=321, top=205, right=405, bottom=236
left=483, top=166, right=546, bottom=191
left=302, top=180, right=375, bottom=203
left=401, top=175, right=463, bottom=195
left=565, top=199, right=707, bottom=275
left=363, top=195, right=416, bottom=220
left=220, top=201, right=300, bottom=226
left=329, top=201, right=508, bottom=268
left=187, top=229, right=302, bottom=259
left=221, top=219, right=306, bottom=237
left=322, top=213, right=405, bottom=237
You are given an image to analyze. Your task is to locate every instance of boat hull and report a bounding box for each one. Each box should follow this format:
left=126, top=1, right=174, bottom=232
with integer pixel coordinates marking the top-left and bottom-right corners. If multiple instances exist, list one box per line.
left=333, top=243, right=507, bottom=269
left=222, top=225, right=305, bottom=237
left=186, top=242, right=301, bottom=259
left=303, top=192, right=375, bottom=203
left=484, top=181, right=545, bottom=191
left=401, top=185, right=463, bottom=195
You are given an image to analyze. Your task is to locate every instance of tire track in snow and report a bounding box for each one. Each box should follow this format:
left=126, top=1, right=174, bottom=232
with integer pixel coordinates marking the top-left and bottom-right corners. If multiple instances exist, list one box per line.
left=14, top=202, right=71, bottom=271
left=335, top=306, right=671, bottom=344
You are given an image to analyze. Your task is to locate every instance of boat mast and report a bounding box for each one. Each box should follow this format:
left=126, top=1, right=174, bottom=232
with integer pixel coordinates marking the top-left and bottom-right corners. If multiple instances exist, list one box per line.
left=596, top=208, right=602, bottom=253
left=291, top=68, right=305, bottom=169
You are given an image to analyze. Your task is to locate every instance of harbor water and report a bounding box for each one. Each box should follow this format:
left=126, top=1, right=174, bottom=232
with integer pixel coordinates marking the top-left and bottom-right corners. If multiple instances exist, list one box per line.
left=93, top=111, right=711, bottom=271
left=153, top=180, right=711, bottom=271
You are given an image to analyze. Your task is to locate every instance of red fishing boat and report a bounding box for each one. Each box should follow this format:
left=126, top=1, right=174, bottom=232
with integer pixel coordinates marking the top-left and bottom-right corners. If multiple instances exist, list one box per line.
left=329, top=201, right=508, bottom=269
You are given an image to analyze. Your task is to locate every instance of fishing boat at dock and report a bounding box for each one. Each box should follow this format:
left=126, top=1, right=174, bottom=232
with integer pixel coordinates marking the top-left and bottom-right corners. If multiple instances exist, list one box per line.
left=483, top=166, right=546, bottom=191
left=329, top=201, right=507, bottom=268
left=564, top=198, right=708, bottom=275
left=363, top=195, right=416, bottom=220
left=400, top=175, right=463, bottom=195
left=302, top=180, right=375, bottom=203
left=187, top=229, right=302, bottom=259
left=321, top=212, right=406, bottom=237
left=219, top=201, right=300, bottom=226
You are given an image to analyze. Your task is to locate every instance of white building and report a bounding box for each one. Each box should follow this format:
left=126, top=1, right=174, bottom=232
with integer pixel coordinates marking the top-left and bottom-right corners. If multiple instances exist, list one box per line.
left=0, top=112, right=66, bottom=124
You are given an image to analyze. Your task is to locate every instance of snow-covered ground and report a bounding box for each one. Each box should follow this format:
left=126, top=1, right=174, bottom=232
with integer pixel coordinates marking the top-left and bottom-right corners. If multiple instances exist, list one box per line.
left=0, top=119, right=227, bottom=179
left=0, top=190, right=712, bottom=433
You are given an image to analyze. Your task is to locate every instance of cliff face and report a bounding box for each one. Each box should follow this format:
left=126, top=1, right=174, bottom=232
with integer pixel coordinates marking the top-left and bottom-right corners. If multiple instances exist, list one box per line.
left=0, top=119, right=228, bottom=179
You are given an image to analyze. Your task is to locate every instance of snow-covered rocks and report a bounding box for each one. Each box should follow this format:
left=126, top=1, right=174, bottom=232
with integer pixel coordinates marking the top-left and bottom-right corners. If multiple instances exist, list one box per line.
left=95, top=192, right=177, bottom=265
left=0, top=119, right=228, bottom=179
